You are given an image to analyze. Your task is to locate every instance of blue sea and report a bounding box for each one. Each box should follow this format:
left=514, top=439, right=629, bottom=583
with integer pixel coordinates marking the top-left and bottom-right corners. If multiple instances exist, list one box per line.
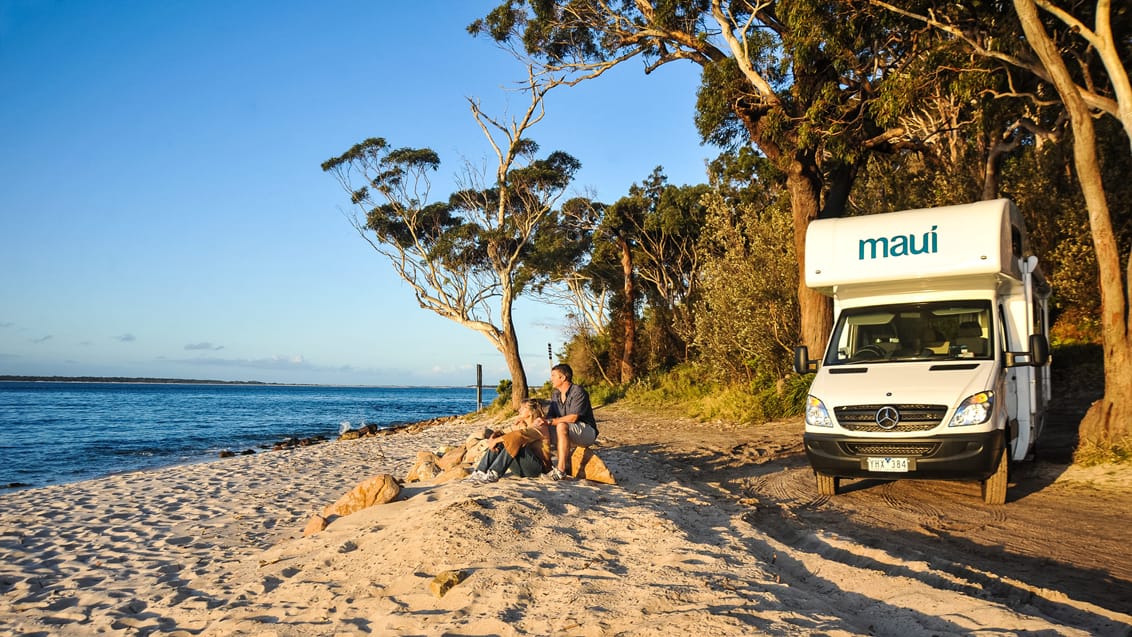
left=0, top=382, right=495, bottom=489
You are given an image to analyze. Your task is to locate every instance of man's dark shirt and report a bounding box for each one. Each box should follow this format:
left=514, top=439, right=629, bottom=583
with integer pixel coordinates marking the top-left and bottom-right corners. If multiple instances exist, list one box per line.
left=547, top=383, right=598, bottom=436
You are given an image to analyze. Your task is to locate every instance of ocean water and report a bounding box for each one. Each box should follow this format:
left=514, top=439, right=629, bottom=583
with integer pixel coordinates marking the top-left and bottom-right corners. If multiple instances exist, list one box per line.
left=0, top=382, right=495, bottom=489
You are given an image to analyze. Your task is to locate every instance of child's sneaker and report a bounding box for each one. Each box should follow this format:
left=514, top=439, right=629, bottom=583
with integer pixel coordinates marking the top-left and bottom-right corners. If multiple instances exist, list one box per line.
left=549, top=467, right=569, bottom=481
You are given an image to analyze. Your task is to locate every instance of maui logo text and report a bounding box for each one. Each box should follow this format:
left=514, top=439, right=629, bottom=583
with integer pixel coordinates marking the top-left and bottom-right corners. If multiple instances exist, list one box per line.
left=859, top=225, right=938, bottom=260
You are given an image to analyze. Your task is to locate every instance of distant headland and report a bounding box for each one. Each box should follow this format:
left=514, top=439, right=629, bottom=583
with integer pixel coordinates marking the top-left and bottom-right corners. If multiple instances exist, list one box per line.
left=0, top=375, right=270, bottom=385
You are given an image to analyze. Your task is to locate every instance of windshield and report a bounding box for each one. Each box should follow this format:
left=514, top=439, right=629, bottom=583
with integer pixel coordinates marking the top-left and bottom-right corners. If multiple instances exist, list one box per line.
left=825, top=301, right=994, bottom=365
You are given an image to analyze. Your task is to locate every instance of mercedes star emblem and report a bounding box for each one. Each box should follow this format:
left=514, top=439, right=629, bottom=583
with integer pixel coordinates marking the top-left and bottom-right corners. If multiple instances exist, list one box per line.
left=875, top=406, right=901, bottom=430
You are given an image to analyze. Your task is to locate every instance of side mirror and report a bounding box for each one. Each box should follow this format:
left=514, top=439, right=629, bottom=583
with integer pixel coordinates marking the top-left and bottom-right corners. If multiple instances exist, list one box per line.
left=794, top=346, right=813, bottom=374
left=1029, top=333, right=1050, bottom=366
left=1005, top=334, right=1051, bottom=367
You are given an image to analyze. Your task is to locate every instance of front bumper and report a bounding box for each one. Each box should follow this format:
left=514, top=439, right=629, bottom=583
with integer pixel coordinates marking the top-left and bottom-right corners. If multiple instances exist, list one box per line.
left=804, top=429, right=1005, bottom=481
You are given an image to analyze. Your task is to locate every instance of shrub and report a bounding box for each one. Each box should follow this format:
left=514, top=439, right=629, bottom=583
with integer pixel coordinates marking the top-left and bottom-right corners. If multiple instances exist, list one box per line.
left=490, top=379, right=513, bottom=410
left=693, top=193, right=799, bottom=384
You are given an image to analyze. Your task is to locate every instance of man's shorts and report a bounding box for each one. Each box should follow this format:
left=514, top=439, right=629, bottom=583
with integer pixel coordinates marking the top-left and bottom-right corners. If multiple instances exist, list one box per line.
left=566, top=421, right=597, bottom=447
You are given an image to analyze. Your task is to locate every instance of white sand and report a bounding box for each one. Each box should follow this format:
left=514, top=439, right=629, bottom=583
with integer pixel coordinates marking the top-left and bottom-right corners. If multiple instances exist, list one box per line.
left=1, top=412, right=1128, bottom=636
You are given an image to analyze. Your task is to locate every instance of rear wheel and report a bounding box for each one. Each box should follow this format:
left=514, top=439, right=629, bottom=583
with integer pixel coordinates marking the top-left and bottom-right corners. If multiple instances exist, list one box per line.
left=816, top=472, right=839, bottom=496
left=981, top=445, right=1009, bottom=505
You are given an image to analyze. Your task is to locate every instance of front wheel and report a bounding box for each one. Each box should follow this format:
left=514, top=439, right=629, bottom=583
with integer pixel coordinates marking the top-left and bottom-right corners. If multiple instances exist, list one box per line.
left=816, top=472, right=839, bottom=496
left=981, top=445, right=1009, bottom=505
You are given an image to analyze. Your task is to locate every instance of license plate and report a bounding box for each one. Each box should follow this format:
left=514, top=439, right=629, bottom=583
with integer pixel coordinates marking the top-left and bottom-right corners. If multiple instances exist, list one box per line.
left=867, top=457, right=910, bottom=472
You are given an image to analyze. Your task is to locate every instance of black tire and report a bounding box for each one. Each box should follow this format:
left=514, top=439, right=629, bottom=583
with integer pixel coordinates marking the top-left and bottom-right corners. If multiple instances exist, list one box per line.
left=981, top=445, right=1009, bottom=505
left=816, top=472, right=839, bottom=496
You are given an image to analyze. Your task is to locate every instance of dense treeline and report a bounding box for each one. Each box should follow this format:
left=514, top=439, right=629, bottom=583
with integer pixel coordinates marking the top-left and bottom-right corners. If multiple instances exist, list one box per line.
left=327, top=1, right=1130, bottom=462
left=469, top=0, right=1132, bottom=463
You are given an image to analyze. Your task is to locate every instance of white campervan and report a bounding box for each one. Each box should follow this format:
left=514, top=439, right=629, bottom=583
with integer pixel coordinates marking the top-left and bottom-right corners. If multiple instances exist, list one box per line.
left=793, top=199, right=1051, bottom=504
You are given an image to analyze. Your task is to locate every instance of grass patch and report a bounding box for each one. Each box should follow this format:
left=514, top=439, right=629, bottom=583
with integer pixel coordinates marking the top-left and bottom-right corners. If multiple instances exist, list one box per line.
left=621, top=364, right=808, bottom=424
left=1073, top=437, right=1132, bottom=466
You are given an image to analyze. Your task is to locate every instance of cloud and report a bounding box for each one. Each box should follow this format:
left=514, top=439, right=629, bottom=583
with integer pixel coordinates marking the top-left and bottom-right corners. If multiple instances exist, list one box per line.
left=31, top=335, right=53, bottom=344
left=115, top=334, right=136, bottom=343
left=184, top=342, right=225, bottom=351
left=183, top=354, right=312, bottom=370
left=0, top=322, right=13, bottom=328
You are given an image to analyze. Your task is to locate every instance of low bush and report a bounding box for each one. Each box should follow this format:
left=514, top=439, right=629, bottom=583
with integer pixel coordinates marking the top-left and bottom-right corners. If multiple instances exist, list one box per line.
left=1074, top=437, right=1132, bottom=466
left=622, top=364, right=807, bottom=424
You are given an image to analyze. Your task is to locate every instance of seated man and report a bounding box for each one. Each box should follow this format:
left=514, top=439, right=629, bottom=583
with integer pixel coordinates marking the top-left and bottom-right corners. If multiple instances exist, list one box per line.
left=539, top=363, right=598, bottom=480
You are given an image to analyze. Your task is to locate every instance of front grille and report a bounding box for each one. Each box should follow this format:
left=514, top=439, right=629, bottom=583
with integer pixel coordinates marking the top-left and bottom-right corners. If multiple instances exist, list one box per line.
left=835, top=404, right=947, bottom=432
left=845, top=443, right=938, bottom=457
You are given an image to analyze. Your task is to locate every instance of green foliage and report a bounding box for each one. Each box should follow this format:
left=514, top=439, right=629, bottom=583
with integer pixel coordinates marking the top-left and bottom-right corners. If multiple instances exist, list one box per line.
left=693, top=172, right=798, bottom=383
left=491, top=378, right=514, bottom=410
left=623, top=364, right=714, bottom=408
left=561, top=324, right=614, bottom=386
left=1050, top=307, right=1102, bottom=346
left=622, top=363, right=806, bottom=425
left=695, top=58, right=753, bottom=150
left=582, top=381, right=623, bottom=407
left=781, top=373, right=814, bottom=412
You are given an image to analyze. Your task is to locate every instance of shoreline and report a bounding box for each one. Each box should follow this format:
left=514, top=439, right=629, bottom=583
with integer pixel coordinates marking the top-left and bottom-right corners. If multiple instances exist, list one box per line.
left=0, top=376, right=495, bottom=390
left=0, top=413, right=469, bottom=493
left=0, top=381, right=492, bottom=491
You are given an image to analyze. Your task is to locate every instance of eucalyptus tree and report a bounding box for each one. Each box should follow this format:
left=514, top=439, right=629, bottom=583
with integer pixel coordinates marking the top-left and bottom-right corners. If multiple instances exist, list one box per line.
left=695, top=148, right=797, bottom=383
left=872, top=0, right=1132, bottom=460
left=597, top=191, right=643, bottom=383
left=321, top=77, right=581, bottom=408
left=631, top=174, right=711, bottom=367
left=471, top=0, right=943, bottom=356
left=526, top=196, right=609, bottom=337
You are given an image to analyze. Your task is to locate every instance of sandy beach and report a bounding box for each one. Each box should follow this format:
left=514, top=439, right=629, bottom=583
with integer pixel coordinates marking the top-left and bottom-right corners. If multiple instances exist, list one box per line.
left=2, top=405, right=1130, bottom=636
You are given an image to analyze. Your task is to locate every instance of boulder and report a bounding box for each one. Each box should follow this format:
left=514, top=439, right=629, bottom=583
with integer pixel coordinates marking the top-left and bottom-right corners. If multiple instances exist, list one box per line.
left=322, top=473, right=401, bottom=518
left=429, top=570, right=467, bottom=598
left=568, top=447, right=616, bottom=484
left=404, top=451, right=442, bottom=483
left=436, top=445, right=467, bottom=470
left=430, top=465, right=471, bottom=484
left=302, top=513, right=328, bottom=537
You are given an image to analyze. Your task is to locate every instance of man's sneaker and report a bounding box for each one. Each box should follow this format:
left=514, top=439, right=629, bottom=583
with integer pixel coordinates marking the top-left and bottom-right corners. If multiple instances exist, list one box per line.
left=484, top=469, right=500, bottom=483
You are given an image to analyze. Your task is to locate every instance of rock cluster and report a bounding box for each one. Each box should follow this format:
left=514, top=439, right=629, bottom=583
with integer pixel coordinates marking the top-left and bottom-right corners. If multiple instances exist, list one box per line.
left=217, top=449, right=256, bottom=458
left=302, top=418, right=616, bottom=538
left=271, top=435, right=329, bottom=451
left=337, top=416, right=462, bottom=441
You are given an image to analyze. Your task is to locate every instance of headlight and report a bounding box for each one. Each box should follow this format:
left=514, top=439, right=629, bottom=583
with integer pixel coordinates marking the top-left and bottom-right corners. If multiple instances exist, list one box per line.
left=949, top=391, right=994, bottom=427
left=805, top=395, right=834, bottom=428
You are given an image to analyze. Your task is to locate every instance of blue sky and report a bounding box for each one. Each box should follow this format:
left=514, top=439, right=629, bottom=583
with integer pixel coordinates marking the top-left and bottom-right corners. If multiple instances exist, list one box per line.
left=0, top=1, right=714, bottom=386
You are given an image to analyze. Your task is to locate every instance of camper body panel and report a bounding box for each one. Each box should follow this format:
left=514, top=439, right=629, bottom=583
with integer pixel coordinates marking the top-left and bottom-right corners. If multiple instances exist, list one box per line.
left=806, top=199, right=1024, bottom=293
left=799, top=200, right=1051, bottom=498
